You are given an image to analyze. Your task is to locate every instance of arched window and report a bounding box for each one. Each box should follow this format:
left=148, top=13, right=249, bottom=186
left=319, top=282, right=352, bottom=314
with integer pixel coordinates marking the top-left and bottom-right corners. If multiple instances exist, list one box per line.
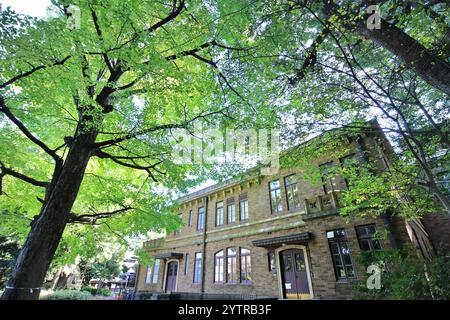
left=214, top=250, right=224, bottom=283
left=227, top=248, right=237, bottom=283
left=240, top=248, right=252, bottom=283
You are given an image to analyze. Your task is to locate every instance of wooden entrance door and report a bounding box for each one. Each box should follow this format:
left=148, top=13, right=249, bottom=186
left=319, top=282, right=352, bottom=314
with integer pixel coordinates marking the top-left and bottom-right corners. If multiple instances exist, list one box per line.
left=280, top=249, right=311, bottom=299
left=165, top=261, right=178, bottom=292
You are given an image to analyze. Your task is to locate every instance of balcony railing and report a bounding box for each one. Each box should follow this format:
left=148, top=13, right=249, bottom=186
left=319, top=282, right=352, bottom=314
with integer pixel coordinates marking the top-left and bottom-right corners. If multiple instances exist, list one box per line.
left=303, top=191, right=340, bottom=215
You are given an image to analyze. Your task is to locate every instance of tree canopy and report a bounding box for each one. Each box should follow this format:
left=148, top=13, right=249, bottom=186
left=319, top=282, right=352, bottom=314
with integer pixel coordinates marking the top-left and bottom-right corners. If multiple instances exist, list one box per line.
left=0, top=0, right=448, bottom=299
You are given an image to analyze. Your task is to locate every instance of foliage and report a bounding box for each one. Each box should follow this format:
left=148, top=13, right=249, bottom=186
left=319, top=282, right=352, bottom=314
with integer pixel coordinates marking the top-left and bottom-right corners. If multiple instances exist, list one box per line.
left=81, top=286, right=111, bottom=296
left=0, top=235, right=21, bottom=288
left=78, top=249, right=124, bottom=285
left=40, top=289, right=93, bottom=300
left=355, top=249, right=450, bottom=300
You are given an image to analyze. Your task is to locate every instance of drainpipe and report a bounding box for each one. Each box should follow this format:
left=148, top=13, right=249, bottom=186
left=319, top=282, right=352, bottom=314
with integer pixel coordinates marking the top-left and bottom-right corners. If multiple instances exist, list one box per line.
left=201, top=196, right=208, bottom=294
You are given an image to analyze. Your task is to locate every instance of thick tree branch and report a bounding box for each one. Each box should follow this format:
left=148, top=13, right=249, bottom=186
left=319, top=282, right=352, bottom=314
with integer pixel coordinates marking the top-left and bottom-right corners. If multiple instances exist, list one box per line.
left=0, top=96, right=63, bottom=166
left=67, top=206, right=133, bottom=224
left=0, top=161, right=48, bottom=190
left=0, top=56, right=71, bottom=90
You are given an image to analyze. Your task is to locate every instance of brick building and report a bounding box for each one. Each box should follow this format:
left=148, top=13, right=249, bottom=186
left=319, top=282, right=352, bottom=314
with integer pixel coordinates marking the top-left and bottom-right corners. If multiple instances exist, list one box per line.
left=134, top=121, right=446, bottom=300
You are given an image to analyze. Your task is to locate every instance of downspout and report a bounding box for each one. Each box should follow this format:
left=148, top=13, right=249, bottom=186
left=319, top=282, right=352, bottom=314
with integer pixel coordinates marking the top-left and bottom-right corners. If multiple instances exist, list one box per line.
left=201, top=196, right=208, bottom=294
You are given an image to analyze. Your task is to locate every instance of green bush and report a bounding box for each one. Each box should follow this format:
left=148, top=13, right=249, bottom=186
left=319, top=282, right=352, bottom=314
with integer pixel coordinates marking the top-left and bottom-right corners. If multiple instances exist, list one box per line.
left=41, top=289, right=93, bottom=300
left=95, top=288, right=111, bottom=296
left=81, top=286, right=97, bottom=295
left=80, top=286, right=111, bottom=296
left=355, top=248, right=450, bottom=300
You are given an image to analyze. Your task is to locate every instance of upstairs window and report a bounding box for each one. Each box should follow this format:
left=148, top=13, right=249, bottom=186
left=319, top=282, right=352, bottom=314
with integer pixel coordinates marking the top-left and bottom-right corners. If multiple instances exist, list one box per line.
left=174, top=213, right=182, bottom=235
left=197, top=207, right=205, bottom=231
left=214, top=250, right=224, bottom=283
left=239, top=194, right=249, bottom=221
left=188, top=210, right=193, bottom=226
left=340, top=154, right=360, bottom=188
left=227, top=198, right=236, bottom=224
left=269, top=180, right=283, bottom=213
left=355, top=224, right=382, bottom=252
left=319, top=162, right=339, bottom=194
left=327, top=229, right=355, bottom=281
left=284, top=174, right=300, bottom=210
left=216, top=201, right=224, bottom=226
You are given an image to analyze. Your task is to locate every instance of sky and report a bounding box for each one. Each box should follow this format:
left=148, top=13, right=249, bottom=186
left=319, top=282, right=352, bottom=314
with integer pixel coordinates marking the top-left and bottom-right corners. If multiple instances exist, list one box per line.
left=1, top=0, right=52, bottom=17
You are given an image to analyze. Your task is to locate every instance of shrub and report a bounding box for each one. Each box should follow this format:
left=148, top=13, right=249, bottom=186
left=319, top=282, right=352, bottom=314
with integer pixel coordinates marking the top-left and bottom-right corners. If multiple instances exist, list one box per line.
left=41, top=289, right=93, bottom=300
left=80, top=286, right=111, bottom=296
left=355, top=248, right=450, bottom=300
left=97, top=288, right=112, bottom=296
left=81, top=286, right=97, bottom=295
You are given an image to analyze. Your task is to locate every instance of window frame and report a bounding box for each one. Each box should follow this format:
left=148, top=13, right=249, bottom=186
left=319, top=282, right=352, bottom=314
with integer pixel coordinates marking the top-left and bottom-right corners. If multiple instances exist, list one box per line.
left=319, top=161, right=339, bottom=194
left=226, top=247, right=238, bottom=284
left=193, top=252, right=202, bottom=283
left=188, top=209, right=193, bottom=227
left=227, top=198, right=236, bottom=224
left=152, top=259, right=160, bottom=285
left=184, top=253, right=189, bottom=276
left=269, top=179, right=283, bottom=214
left=326, top=229, right=356, bottom=281
left=215, top=201, right=224, bottom=227
left=284, top=174, right=300, bottom=211
left=240, top=248, right=252, bottom=284
left=214, top=250, right=224, bottom=283
left=197, top=207, right=205, bottom=231
left=239, top=194, right=249, bottom=221
left=355, top=224, right=382, bottom=252
left=145, top=265, right=152, bottom=284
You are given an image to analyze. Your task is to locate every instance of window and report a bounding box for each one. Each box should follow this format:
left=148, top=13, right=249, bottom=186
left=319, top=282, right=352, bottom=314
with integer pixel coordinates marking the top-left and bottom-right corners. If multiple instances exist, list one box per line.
left=240, top=248, right=252, bottom=283
left=193, top=252, right=202, bottom=283
left=239, top=194, right=249, bottom=221
left=320, top=162, right=339, bottom=194
left=214, top=250, right=224, bottom=283
left=327, top=229, right=355, bottom=281
left=174, top=213, right=182, bottom=235
left=284, top=174, right=300, bottom=210
left=340, top=154, right=360, bottom=188
left=269, top=180, right=283, bottom=213
left=188, top=210, right=193, bottom=226
left=216, top=201, right=224, bottom=226
left=145, top=265, right=151, bottom=284
left=152, top=259, right=160, bottom=284
left=197, top=207, right=205, bottom=231
left=268, top=252, right=276, bottom=273
left=226, top=248, right=238, bottom=283
left=227, top=198, right=236, bottom=224
left=356, top=224, right=382, bottom=252
left=184, top=253, right=189, bottom=275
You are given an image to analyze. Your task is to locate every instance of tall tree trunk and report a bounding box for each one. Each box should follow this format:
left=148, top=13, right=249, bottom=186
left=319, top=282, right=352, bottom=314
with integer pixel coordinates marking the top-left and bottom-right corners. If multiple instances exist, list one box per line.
left=1, top=132, right=96, bottom=300
left=356, top=17, right=450, bottom=96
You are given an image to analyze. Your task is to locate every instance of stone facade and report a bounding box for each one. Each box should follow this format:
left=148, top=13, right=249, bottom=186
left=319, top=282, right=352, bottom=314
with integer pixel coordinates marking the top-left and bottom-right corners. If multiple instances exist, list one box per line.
left=135, top=123, right=441, bottom=300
